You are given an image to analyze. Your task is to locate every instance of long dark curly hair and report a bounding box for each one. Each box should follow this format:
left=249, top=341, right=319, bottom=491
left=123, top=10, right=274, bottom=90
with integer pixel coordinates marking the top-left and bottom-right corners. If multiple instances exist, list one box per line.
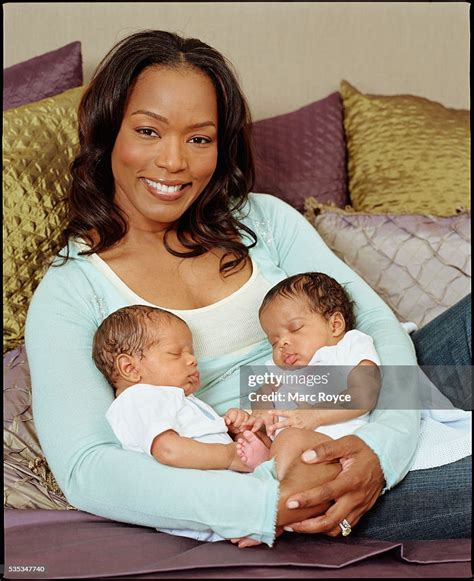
left=58, top=30, right=257, bottom=275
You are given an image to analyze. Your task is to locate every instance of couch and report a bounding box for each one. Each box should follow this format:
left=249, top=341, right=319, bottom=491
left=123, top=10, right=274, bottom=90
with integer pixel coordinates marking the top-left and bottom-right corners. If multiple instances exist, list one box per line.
left=3, top=41, right=471, bottom=579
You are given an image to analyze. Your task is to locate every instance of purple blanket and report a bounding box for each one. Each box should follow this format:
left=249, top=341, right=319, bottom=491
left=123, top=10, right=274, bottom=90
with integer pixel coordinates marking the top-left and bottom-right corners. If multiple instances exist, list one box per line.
left=4, top=509, right=471, bottom=579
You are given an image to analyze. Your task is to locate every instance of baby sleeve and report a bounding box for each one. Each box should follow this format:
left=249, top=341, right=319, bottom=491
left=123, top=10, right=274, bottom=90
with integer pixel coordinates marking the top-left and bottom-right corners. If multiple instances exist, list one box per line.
left=106, top=387, right=184, bottom=456
left=340, top=330, right=381, bottom=367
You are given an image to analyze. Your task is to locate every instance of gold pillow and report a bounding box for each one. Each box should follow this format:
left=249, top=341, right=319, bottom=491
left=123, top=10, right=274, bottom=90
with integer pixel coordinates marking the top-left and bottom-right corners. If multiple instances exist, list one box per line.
left=3, top=86, right=84, bottom=353
left=340, top=80, right=470, bottom=215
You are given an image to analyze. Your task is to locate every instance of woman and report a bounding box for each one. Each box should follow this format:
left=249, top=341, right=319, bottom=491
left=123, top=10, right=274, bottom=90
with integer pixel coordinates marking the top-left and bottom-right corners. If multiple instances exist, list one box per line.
left=25, top=30, right=471, bottom=545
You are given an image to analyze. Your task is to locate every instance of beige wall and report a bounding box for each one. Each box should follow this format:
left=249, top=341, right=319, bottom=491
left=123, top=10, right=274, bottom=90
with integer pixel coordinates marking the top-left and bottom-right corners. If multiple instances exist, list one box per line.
left=4, top=2, right=469, bottom=120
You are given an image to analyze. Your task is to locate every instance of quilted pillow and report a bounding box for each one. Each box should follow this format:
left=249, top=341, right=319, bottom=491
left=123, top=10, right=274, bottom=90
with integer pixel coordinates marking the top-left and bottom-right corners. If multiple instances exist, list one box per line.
left=304, top=197, right=471, bottom=328
left=251, top=92, right=349, bottom=211
left=3, top=41, right=83, bottom=111
left=341, top=80, right=470, bottom=216
left=3, top=86, right=84, bottom=353
left=4, top=346, right=74, bottom=509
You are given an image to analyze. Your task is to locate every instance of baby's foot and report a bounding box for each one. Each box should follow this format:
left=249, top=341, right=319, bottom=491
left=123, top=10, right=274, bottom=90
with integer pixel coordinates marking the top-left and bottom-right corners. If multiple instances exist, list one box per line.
left=236, top=430, right=270, bottom=470
left=229, top=527, right=283, bottom=549
left=229, top=536, right=262, bottom=548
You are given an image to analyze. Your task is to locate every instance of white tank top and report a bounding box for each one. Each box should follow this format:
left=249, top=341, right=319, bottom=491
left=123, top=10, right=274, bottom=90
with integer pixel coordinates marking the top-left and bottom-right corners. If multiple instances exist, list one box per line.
left=88, top=253, right=275, bottom=360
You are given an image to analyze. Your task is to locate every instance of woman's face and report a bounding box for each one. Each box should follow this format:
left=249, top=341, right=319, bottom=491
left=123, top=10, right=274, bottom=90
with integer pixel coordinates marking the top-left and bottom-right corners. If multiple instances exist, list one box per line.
left=111, top=65, right=218, bottom=231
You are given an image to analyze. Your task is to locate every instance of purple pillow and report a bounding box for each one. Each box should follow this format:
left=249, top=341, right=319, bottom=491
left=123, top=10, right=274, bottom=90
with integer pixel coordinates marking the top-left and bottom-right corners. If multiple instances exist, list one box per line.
left=3, top=41, right=83, bottom=111
left=251, top=92, right=349, bottom=211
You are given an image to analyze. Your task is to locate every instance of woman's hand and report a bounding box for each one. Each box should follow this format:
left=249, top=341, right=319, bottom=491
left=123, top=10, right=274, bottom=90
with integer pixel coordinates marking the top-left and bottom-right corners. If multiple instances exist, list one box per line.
left=284, top=435, right=385, bottom=537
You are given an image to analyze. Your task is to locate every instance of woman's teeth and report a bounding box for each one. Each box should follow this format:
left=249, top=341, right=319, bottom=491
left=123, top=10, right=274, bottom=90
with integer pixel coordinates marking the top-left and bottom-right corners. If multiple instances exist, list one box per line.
left=144, top=178, right=186, bottom=193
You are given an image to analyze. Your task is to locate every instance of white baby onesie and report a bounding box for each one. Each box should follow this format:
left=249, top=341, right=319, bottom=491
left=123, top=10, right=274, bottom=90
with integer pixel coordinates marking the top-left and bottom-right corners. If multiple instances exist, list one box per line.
left=106, top=384, right=232, bottom=542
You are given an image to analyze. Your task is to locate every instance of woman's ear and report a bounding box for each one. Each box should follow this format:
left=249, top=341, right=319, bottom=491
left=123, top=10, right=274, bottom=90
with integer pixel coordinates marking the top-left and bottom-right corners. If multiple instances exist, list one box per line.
left=115, top=354, right=141, bottom=383
left=330, top=312, right=346, bottom=338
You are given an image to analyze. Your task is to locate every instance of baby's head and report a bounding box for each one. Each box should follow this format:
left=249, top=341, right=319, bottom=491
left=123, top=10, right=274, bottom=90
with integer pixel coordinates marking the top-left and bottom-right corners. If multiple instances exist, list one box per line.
left=93, top=305, right=200, bottom=396
left=259, top=272, right=355, bottom=367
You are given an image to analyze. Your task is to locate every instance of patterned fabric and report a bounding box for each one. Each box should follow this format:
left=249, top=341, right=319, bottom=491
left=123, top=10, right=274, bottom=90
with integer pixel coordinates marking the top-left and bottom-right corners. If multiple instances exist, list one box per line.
left=3, top=41, right=83, bottom=111
left=251, top=92, right=349, bottom=211
left=4, top=346, right=74, bottom=509
left=3, top=86, right=84, bottom=353
left=340, top=80, right=470, bottom=216
left=304, top=198, right=471, bottom=328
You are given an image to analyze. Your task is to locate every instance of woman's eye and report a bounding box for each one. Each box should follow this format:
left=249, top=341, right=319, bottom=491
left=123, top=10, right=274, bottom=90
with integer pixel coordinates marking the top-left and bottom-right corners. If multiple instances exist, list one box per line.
left=136, top=128, right=158, bottom=137
left=189, top=136, right=211, bottom=145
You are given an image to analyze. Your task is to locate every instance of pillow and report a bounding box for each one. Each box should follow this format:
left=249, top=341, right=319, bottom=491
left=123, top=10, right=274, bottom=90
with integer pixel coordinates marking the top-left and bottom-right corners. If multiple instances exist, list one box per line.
left=3, top=86, right=84, bottom=353
left=340, top=80, right=470, bottom=216
left=3, top=41, right=83, bottom=110
left=304, top=197, right=471, bottom=328
left=251, top=92, right=349, bottom=211
left=4, top=345, right=75, bottom=509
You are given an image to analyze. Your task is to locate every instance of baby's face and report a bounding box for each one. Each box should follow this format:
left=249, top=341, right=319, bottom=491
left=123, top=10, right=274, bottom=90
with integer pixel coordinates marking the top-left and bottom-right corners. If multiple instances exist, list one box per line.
left=260, top=295, right=337, bottom=367
left=138, top=319, right=200, bottom=395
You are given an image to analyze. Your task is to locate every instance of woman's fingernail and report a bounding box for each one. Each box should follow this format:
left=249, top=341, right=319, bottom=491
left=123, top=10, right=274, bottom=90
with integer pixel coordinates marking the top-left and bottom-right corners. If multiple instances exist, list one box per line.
left=302, top=450, right=317, bottom=462
left=283, top=526, right=293, bottom=532
left=287, top=500, right=299, bottom=509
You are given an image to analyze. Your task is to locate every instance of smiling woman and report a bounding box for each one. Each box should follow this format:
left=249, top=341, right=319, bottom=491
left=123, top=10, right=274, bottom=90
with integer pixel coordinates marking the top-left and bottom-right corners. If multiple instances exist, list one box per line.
left=24, top=29, right=471, bottom=549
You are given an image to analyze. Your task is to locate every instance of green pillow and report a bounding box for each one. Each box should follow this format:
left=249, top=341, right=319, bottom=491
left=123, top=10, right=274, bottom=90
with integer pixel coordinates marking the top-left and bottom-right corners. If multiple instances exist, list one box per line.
left=341, top=80, right=470, bottom=215
left=3, top=86, right=84, bottom=353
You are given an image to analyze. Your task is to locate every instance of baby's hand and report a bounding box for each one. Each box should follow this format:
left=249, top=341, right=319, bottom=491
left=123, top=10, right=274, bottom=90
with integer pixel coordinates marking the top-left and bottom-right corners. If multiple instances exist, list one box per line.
left=266, top=409, right=321, bottom=435
left=224, top=408, right=251, bottom=434
left=240, top=410, right=276, bottom=435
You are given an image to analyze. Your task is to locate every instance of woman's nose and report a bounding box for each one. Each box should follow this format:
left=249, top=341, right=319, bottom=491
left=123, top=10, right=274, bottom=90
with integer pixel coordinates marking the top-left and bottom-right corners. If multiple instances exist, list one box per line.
left=154, top=136, right=187, bottom=173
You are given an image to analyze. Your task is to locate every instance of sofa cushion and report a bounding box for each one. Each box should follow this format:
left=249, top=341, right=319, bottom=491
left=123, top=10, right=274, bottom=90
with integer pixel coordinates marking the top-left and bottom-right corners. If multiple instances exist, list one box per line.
left=304, top=197, right=471, bottom=328
left=340, top=80, right=470, bottom=216
left=3, top=86, right=84, bottom=353
left=3, top=41, right=83, bottom=110
left=4, top=345, right=73, bottom=509
left=252, top=93, right=349, bottom=211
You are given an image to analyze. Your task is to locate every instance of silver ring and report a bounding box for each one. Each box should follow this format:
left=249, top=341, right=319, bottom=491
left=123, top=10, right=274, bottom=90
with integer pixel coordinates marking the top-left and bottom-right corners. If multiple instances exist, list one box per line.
left=339, top=518, right=352, bottom=537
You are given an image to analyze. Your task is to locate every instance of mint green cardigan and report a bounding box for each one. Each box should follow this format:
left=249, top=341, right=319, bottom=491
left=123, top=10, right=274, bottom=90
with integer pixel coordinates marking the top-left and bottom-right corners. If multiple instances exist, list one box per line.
left=25, top=193, right=419, bottom=546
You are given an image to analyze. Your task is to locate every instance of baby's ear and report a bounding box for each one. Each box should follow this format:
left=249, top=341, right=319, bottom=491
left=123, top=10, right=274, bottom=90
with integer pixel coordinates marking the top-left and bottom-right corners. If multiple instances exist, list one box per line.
left=115, top=354, right=141, bottom=383
left=330, top=312, right=346, bottom=337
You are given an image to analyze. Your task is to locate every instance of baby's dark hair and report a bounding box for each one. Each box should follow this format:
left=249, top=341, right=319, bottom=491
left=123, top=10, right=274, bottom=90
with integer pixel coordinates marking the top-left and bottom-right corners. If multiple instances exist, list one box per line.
left=92, top=305, right=186, bottom=388
left=259, top=272, right=356, bottom=331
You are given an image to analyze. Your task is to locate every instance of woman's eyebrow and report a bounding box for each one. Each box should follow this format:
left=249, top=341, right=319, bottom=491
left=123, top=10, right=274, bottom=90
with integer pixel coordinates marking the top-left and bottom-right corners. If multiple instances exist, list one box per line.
left=131, top=109, right=216, bottom=129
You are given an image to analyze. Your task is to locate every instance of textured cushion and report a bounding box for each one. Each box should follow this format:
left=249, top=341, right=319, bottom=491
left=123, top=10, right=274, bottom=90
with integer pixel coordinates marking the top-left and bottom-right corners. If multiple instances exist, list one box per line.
left=340, top=80, right=470, bottom=216
left=3, top=41, right=83, bottom=111
left=3, top=86, right=84, bottom=353
left=251, top=93, right=349, bottom=211
left=304, top=197, right=471, bottom=328
left=4, top=345, right=74, bottom=509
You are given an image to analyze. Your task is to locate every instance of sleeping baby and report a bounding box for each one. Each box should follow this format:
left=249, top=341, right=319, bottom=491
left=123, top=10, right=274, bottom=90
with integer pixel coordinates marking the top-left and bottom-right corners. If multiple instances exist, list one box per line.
left=235, top=272, right=381, bottom=468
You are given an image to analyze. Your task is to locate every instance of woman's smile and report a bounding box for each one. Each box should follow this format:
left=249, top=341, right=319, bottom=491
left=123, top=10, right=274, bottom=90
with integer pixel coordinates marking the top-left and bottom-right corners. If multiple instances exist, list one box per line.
left=141, top=177, right=193, bottom=201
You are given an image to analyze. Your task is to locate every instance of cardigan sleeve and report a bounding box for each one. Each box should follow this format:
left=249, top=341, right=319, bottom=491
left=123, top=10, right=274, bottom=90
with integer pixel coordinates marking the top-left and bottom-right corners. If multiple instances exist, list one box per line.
left=249, top=194, right=420, bottom=490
